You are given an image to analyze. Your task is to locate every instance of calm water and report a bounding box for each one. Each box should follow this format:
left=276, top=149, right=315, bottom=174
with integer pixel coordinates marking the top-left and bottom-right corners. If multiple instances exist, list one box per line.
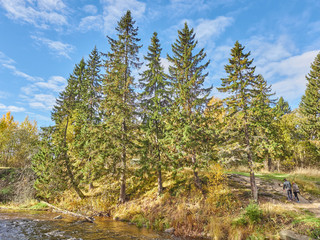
left=0, top=209, right=176, bottom=240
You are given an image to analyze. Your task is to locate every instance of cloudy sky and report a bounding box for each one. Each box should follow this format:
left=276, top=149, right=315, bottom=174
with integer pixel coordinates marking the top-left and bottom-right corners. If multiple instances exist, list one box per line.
left=0, top=0, right=319, bottom=126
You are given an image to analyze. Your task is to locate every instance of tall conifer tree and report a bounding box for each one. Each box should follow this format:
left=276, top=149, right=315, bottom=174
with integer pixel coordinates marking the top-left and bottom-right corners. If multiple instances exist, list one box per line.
left=139, top=32, right=170, bottom=195
left=50, top=59, right=87, bottom=199
left=299, top=52, right=320, bottom=165
left=101, top=10, right=142, bottom=203
left=218, top=41, right=259, bottom=200
left=71, top=47, right=102, bottom=190
left=167, top=23, right=212, bottom=190
left=300, top=52, right=320, bottom=140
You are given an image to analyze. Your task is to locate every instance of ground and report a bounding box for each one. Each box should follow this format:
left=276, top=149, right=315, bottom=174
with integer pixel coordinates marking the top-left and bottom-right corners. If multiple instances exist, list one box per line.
left=228, top=173, right=320, bottom=218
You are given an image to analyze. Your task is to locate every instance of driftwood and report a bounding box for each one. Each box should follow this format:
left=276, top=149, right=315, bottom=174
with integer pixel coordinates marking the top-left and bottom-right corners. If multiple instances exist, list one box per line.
left=41, top=201, right=94, bottom=223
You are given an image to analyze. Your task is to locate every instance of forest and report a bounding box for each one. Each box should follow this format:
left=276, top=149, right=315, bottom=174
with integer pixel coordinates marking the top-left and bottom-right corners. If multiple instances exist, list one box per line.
left=1, top=10, right=320, bottom=239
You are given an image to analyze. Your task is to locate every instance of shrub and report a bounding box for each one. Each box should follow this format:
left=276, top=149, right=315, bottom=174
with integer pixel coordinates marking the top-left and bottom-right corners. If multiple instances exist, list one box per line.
left=244, top=203, right=263, bottom=224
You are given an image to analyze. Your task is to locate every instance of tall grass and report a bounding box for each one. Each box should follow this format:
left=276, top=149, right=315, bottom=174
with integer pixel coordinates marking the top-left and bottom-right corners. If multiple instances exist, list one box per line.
left=290, top=167, right=320, bottom=179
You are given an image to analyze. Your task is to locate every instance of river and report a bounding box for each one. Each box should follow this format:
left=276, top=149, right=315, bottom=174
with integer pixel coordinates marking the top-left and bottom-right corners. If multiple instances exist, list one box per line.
left=0, top=209, right=179, bottom=240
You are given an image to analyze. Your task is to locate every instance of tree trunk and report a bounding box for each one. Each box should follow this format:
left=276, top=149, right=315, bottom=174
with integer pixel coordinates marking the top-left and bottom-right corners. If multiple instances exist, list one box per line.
left=248, top=155, right=258, bottom=201
left=191, top=154, right=202, bottom=191
left=157, top=167, right=163, bottom=196
left=63, top=117, right=85, bottom=199
left=244, top=123, right=258, bottom=202
left=119, top=154, right=126, bottom=203
left=267, top=155, right=272, bottom=172
left=119, top=120, right=127, bottom=204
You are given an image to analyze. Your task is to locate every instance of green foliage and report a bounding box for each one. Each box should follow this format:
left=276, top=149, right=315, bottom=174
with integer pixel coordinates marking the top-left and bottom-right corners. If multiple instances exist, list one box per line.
left=311, top=227, right=320, bottom=239
left=0, top=186, right=13, bottom=195
left=100, top=10, right=142, bottom=203
left=244, top=203, right=263, bottom=223
left=138, top=32, right=170, bottom=195
left=166, top=22, right=212, bottom=190
left=0, top=112, right=38, bottom=168
left=28, top=202, right=48, bottom=210
left=299, top=51, right=320, bottom=167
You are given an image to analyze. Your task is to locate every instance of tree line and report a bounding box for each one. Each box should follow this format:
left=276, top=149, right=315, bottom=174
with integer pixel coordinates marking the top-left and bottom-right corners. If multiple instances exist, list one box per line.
left=24, top=10, right=319, bottom=202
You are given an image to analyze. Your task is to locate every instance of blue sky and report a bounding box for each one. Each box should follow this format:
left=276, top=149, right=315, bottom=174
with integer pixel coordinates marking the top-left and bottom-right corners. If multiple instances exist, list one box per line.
left=0, top=0, right=319, bottom=126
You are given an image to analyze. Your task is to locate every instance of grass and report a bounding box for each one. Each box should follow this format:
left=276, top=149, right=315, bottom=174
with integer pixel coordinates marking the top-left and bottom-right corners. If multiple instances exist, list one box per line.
left=228, top=167, right=320, bottom=197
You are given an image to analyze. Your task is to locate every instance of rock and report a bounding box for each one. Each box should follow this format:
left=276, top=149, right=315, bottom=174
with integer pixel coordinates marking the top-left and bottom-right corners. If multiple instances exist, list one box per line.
left=53, top=215, right=62, bottom=219
left=164, top=227, right=175, bottom=234
left=279, top=230, right=312, bottom=240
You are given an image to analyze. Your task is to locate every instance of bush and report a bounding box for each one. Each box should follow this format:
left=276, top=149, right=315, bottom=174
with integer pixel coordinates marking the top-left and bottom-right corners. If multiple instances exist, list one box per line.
left=311, top=227, right=320, bottom=239
left=245, top=203, right=263, bottom=224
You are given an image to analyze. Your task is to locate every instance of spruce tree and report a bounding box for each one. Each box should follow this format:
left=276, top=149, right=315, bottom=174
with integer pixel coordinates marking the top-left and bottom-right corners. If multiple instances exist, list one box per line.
left=101, top=10, right=142, bottom=203
left=217, top=41, right=260, bottom=201
left=299, top=52, right=320, bottom=166
left=139, top=32, right=170, bottom=195
left=50, top=59, right=87, bottom=199
left=300, top=52, right=320, bottom=140
left=32, top=127, right=66, bottom=200
left=167, top=22, right=212, bottom=190
left=251, top=75, right=276, bottom=171
left=71, top=47, right=102, bottom=190
left=274, top=97, right=291, bottom=119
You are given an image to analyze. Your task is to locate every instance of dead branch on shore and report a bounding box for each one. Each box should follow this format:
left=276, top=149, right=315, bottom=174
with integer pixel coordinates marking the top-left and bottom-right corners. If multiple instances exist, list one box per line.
left=41, top=201, right=94, bottom=223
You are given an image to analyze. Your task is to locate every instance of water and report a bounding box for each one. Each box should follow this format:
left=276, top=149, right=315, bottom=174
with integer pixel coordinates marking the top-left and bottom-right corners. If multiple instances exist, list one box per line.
left=0, top=209, right=176, bottom=240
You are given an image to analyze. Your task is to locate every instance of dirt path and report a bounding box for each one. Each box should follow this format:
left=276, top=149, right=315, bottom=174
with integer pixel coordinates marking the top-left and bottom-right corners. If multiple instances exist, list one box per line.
left=228, top=174, right=320, bottom=217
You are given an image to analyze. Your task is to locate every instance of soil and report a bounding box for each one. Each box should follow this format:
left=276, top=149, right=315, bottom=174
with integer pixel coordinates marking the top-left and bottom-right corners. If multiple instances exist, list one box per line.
left=228, top=173, right=320, bottom=218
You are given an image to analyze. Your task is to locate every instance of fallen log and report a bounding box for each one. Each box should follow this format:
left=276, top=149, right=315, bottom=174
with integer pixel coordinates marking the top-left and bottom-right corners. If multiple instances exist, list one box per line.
left=41, top=201, right=94, bottom=223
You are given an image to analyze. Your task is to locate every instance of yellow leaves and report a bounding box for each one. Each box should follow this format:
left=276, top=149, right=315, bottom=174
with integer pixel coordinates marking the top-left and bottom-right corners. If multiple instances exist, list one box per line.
left=0, top=111, right=17, bottom=131
left=206, top=97, right=225, bottom=123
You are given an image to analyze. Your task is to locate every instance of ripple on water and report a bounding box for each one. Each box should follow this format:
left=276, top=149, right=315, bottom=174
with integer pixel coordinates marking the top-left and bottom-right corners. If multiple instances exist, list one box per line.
left=0, top=210, right=176, bottom=240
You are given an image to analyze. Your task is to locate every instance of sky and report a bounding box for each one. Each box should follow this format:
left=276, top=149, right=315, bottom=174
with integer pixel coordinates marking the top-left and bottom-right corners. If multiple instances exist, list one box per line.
left=0, top=0, right=319, bottom=127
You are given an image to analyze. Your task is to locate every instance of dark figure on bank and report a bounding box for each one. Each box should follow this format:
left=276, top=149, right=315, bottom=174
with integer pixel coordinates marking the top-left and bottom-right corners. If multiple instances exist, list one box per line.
left=283, top=178, right=292, bottom=201
left=292, top=182, right=300, bottom=203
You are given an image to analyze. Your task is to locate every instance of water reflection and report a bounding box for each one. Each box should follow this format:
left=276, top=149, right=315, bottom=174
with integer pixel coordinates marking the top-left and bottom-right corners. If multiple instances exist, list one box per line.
left=0, top=210, right=174, bottom=240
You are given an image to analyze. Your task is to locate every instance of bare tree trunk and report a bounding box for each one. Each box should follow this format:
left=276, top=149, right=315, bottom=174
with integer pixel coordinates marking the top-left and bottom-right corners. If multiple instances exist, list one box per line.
left=119, top=120, right=127, bottom=204
left=157, top=167, right=163, bottom=196
left=191, top=154, right=202, bottom=191
left=267, top=154, right=272, bottom=172
left=244, top=123, right=258, bottom=202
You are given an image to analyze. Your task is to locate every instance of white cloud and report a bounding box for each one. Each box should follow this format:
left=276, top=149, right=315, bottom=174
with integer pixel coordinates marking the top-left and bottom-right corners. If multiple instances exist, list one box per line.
left=0, top=0, right=68, bottom=29
left=83, top=4, right=98, bottom=15
left=23, top=93, right=57, bottom=110
left=1, top=63, right=42, bottom=82
left=195, top=17, right=233, bottom=45
left=101, top=0, right=146, bottom=33
left=79, top=15, right=103, bottom=32
left=31, top=35, right=74, bottom=59
left=248, top=35, right=295, bottom=68
left=161, top=57, right=170, bottom=74
left=0, top=51, right=15, bottom=65
left=21, top=75, right=66, bottom=110
left=0, top=103, right=25, bottom=112
left=260, top=50, right=319, bottom=103
left=35, top=76, right=66, bottom=92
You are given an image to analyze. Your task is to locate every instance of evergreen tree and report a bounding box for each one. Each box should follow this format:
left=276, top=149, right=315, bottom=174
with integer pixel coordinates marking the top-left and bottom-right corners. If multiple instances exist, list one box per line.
left=71, top=47, right=103, bottom=190
left=217, top=41, right=260, bottom=201
left=167, top=22, right=212, bottom=190
left=300, top=52, right=320, bottom=140
left=139, top=32, right=170, bottom=195
left=101, top=10, right=142, bottom=203
left=274, top=97, right=291, bottom=119
left=299, top=52, right=320, bottom=166
left=50, top=59, right=87, bottom=199
left=251, top=75, right=276, bottom=171
left=32, top=127, right=66, bottom=200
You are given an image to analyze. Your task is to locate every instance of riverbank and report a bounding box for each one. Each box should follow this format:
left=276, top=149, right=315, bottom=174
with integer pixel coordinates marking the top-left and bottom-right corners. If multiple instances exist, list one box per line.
left=1, top=167, right=320, bottom=239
